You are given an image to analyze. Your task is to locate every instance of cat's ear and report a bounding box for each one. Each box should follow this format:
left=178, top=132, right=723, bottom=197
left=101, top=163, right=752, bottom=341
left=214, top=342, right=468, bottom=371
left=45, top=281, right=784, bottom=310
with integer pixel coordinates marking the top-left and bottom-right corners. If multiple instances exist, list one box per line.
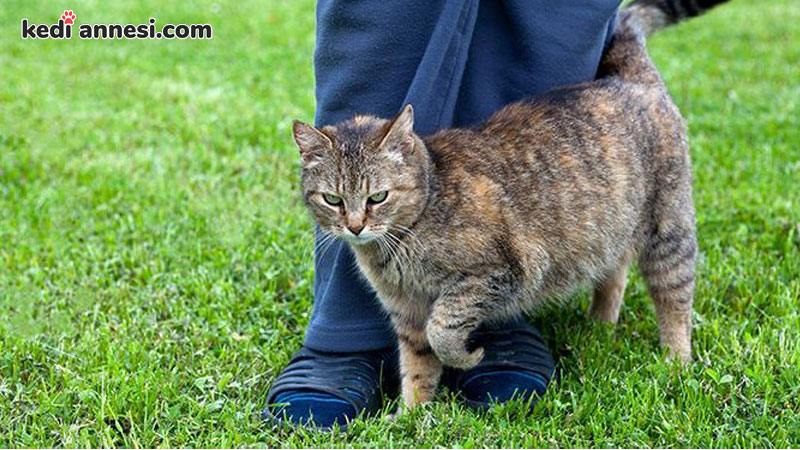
left=379, top=104, right=415, bottom=156
left=293, top=120, right=332, bottom=167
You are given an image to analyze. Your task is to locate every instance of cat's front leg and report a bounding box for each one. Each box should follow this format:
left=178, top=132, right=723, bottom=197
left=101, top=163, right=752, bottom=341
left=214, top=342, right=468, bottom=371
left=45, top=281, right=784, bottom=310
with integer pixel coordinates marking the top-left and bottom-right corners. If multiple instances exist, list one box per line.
left=425, top=275, right=497, bottom=369
left=390, top=310, right=443, bottom=409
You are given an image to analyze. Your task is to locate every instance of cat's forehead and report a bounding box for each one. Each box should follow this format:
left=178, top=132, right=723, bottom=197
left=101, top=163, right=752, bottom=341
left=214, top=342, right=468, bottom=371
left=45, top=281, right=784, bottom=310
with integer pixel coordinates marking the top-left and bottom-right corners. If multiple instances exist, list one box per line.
left=306, top=115, right=407, bottom=189
left=328, top=115, right=389, bottom=156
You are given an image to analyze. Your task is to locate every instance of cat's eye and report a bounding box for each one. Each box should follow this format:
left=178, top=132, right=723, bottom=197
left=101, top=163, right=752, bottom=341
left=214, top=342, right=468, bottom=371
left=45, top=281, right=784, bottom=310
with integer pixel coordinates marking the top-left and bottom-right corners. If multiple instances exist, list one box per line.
left=322, top=193, right=343, bottom=206
left=368, top=190, right=388, bottom=204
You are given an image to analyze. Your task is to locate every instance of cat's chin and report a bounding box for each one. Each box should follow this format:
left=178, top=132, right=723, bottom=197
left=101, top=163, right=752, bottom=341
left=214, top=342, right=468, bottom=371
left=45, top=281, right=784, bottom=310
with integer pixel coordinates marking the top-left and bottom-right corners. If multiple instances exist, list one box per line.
left=340, top=235, right=377, bottom=246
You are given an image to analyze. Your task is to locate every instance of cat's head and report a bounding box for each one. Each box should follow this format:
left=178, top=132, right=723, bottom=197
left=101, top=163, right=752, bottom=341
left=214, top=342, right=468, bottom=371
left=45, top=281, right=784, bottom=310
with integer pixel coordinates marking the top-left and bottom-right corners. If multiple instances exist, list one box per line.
left=293, top=105, right=430, bottom=246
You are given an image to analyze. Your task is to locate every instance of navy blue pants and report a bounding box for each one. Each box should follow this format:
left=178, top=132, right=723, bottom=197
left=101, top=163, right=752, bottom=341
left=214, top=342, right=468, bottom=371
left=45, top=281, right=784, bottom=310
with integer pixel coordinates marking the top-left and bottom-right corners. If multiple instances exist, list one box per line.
left=306, top=0, right=621, bottom=352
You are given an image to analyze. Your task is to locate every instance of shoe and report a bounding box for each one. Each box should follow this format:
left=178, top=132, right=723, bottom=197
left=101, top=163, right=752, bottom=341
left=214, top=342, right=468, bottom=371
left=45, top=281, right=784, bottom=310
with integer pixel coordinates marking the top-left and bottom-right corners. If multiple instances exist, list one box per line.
left=263, top=346, right=398, bottom=429
left=443, top=322, right=554, bottom=410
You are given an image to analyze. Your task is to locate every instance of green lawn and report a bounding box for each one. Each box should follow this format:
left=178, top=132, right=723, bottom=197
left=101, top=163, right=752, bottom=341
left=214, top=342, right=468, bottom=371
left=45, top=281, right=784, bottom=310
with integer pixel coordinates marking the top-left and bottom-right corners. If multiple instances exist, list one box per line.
left=1, top=0, right=799, bottom=447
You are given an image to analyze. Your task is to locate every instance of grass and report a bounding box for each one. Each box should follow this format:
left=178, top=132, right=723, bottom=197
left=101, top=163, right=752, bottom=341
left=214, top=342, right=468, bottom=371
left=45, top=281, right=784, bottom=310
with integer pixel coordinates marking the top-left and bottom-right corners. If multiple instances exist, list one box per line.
left=1, top=0, right=798, bottom=447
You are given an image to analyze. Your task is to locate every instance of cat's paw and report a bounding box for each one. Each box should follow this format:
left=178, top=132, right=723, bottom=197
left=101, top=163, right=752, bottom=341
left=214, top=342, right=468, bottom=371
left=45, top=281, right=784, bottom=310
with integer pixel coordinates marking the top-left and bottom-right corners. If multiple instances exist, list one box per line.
left=426, top=323, right=484, bottom=369
left=666, top=345, right=692, bottom=364
left=388, top=406, right=402, bottom=420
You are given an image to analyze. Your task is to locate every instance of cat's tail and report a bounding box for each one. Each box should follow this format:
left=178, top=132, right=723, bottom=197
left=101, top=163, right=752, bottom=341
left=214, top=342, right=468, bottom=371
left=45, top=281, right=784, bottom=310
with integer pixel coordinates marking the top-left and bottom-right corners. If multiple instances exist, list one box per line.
left=625, top=0, right=731, bottom=37
left=597, top=0, right=731, bottom=83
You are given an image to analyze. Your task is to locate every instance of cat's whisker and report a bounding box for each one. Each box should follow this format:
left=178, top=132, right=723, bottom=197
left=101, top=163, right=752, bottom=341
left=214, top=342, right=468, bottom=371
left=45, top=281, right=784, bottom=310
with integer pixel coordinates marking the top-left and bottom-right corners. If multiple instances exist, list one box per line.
left=314, top=231, right=340, bottom=263
left=390, top=224, right=424, bottom=250
left=384, top=234, right=411, bottom=269
left=386, top=227, right=420, bottom=262
left=376, top=236, right=393, bottom=262
left=297, top=227, right=318, bottom=255
left=380, top=229, right=406, bottom=264
left=383, top=230, right=415, bottom=268
left=379, top=233, right=402, bottom=265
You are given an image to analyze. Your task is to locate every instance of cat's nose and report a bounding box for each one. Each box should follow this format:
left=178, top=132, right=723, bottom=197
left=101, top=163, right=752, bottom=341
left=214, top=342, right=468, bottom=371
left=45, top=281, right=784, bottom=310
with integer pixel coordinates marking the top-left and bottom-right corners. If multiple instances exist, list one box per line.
left=347, top=223, right=365, bottom=236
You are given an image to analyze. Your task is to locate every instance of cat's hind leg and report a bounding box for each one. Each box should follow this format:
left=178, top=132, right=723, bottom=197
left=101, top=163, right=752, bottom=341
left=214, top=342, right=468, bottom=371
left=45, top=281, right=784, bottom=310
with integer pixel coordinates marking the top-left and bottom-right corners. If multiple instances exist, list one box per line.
left=639, top=223, right=697, bottom=363
left=589, top=263, right=630, bottom=324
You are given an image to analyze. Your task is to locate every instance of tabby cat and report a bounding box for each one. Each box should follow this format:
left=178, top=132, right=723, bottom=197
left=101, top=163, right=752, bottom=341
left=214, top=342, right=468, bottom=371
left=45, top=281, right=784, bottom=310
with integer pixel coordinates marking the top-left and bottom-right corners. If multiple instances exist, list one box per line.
left=293, top=0, right=729, bottom=408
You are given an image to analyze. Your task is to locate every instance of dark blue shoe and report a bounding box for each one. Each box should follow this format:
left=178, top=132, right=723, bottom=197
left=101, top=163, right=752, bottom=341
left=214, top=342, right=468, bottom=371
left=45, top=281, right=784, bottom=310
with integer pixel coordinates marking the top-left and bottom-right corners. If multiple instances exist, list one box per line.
left=263, top=346, right=398, bottom=430
left=444, top=322, right=555, bottom=410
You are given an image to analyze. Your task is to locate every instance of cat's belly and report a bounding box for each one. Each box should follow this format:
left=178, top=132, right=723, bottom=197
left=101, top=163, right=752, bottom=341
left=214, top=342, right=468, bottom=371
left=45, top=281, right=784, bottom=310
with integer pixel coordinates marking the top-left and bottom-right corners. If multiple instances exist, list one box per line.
left=353, top=215, right=639, bottom=325
left=508, top=221, right=640, bottom=312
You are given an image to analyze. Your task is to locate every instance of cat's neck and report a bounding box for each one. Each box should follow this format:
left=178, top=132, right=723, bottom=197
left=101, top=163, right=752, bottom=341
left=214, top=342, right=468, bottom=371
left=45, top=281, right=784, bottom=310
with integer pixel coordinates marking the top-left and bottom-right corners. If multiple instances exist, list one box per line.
left=349, top=239, right=396, bottom=271
left=350, top=226, right=422, bottom=273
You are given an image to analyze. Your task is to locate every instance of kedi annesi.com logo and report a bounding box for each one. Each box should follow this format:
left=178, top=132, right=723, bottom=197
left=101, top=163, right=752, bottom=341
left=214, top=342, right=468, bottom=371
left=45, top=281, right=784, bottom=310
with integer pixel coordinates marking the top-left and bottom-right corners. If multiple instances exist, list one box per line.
left=21, top=10, right=212, bottom=40
left=21, top=10, right=76, bottom=39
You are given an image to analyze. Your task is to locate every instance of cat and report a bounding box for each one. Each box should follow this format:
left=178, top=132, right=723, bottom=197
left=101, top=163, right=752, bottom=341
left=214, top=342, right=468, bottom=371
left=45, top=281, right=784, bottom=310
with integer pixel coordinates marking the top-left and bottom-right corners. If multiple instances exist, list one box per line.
left=293, top=0, right=730, bottom=408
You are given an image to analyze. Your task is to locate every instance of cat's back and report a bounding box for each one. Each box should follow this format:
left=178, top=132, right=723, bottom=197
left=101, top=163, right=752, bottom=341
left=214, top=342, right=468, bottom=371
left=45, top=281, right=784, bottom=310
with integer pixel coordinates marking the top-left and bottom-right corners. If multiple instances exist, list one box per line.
left=415, top=77, right=682, bottom=274
left=423, top=76, right=683, bottom=208
left=480, top=77, right=680, bottom=148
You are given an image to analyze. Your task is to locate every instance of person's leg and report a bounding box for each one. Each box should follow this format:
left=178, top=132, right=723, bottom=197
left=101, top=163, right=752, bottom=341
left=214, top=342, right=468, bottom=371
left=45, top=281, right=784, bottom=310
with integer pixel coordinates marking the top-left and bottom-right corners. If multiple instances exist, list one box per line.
left=303, top=236, right=395, bottom=352
left=453, top=0, right=621, bottom=127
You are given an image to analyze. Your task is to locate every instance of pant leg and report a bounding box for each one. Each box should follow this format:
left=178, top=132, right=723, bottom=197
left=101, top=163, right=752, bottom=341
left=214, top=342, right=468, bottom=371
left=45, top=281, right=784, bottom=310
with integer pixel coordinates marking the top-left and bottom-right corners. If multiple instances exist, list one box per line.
left=454, top=0, right=620, bottom=126
left=305, top=0, right=620, bottom=352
